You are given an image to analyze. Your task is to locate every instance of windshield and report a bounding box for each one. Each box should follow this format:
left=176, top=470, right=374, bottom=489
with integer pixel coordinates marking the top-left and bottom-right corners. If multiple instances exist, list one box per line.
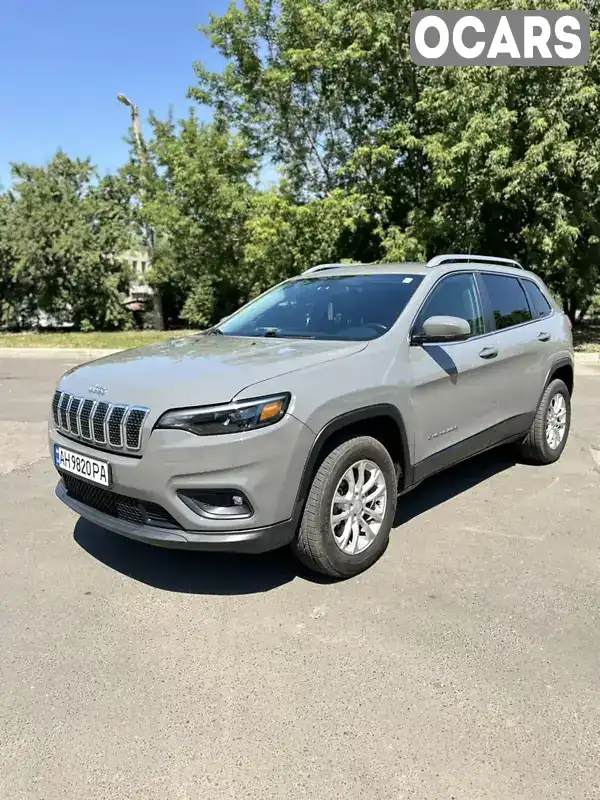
left=218, top=274, right=424, bottom=341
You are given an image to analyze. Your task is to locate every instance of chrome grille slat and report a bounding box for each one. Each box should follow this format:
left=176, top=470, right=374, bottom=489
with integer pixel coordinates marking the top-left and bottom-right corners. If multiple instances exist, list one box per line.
left=52, top=391, right=62, bottom=426
left=107, top=406, right=127, bottom=448
left=124, top=407, right=149, bottom=451
left=64, top=395, right=74, bottom=432
left=104, top=403, right=113, bottom=445
left=58, top=393, right=70, bottom=429
left=52, top=394, right=148, bottom=455
left=79, top=399, right=95, bottom=440
left=68, top=397, right=82, bottom=436
left=92, top=402, right=110, bottom=444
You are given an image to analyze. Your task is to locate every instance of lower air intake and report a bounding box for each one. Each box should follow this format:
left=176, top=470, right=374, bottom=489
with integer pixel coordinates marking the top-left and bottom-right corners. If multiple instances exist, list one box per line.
left=62, top=474, right=180, bottom=530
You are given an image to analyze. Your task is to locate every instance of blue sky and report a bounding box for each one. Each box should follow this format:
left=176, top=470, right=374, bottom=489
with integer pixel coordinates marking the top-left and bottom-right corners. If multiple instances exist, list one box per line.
left=0, top=0, right=231, bottom=188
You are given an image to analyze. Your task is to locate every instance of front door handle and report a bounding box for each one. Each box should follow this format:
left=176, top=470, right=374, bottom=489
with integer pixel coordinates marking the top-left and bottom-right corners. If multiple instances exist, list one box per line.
left=479, top=346, right=498, bottom=360
left=538, top=332, right=551, bottom=342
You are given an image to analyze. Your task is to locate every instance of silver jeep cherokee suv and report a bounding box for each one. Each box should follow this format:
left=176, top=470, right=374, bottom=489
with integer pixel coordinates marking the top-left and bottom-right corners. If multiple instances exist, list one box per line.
left=50, top=254, right=574, bottom=578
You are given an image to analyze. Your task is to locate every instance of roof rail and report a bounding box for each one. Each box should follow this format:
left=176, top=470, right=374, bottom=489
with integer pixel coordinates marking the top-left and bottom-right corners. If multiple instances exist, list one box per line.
left=302, top=263, right=347, bottom=275
left=427, top=254, right=525, bottom=270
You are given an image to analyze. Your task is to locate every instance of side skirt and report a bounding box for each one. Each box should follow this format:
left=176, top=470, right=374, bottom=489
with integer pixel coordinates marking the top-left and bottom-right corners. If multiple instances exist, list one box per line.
left=410, top=413, right=534, bottom=487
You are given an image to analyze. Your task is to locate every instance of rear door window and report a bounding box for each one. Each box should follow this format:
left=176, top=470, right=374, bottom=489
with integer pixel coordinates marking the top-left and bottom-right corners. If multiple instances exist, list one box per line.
left=480, top=274, right=533, bottom=330
left=523, top=280, right=553, bottom=319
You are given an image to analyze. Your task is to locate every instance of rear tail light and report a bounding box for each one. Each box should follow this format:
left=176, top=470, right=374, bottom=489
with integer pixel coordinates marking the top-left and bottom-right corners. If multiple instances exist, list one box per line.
left=566, top=315, right=572, bottom=329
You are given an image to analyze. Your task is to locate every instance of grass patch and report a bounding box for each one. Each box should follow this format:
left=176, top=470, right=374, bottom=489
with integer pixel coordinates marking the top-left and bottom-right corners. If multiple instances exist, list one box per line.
left=1, top=324, right=598, bottom=352
left=0, top=330, right=199, bottom=350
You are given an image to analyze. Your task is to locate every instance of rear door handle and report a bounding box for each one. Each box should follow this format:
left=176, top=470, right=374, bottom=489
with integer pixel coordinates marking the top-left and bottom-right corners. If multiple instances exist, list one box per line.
left=479, top=346, right=498, bottom=360
left=538, top=332, right=551, bottom=342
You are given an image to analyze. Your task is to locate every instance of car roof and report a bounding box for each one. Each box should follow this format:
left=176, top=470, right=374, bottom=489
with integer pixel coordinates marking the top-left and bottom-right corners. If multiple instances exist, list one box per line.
left=292, top=260, right=536, bottom=280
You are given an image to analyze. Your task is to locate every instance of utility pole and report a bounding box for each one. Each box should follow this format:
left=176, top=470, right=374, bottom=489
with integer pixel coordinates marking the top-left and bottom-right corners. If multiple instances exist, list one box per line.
left=117, top=93, right=165, bottom=330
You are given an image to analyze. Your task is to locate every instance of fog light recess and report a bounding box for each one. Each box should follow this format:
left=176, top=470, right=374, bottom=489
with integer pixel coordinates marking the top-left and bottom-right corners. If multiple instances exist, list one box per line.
left=178, top=489, right=253, bottom=519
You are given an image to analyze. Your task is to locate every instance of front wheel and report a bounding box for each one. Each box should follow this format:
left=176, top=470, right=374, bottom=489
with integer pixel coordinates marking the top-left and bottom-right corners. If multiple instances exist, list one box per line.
left=292, top=435, right=397, bottom=578
left=517, top=378, right=571, bottom=465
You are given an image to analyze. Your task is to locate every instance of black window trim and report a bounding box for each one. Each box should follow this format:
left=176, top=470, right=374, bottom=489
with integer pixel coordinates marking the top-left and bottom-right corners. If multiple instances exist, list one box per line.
left=408, top=269, right=493, bottom=345
left=475, top=270, right=555, bottom=334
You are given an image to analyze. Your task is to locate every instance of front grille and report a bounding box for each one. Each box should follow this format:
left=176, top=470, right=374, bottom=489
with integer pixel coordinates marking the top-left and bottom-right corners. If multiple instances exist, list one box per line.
left=62, top=474, right=180, bottom=529
left=51, top=390, right=149, bottom=455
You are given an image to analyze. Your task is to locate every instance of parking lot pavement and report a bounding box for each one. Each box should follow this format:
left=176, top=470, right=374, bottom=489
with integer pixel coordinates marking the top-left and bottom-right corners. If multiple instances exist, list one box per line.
left=1, top=357, right=599, bottom=800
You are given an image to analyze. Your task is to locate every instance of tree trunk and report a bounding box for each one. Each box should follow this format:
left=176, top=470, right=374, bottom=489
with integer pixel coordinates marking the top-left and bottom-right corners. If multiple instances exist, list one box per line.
left=152, top=289, right=165, bottom=330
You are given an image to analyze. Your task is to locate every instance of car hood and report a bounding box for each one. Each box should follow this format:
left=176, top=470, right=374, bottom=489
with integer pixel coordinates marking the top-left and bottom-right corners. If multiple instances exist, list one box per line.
left=58, top=334, right=368, bottom=412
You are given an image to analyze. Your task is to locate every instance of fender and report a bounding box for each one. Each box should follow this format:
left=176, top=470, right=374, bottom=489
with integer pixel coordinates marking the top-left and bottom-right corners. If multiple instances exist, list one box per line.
left=293, top=404, right=412, bottom=512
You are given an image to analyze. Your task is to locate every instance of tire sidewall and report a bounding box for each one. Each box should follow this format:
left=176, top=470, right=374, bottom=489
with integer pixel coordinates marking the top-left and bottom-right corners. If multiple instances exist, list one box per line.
left=312, top=439, right=397, bottom=576
left=539, top=380, right=571, bottom=462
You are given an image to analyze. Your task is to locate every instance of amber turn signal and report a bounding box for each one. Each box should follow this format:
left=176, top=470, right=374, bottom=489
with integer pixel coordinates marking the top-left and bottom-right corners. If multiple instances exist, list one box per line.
left=259, top=399, right=285, bottom=422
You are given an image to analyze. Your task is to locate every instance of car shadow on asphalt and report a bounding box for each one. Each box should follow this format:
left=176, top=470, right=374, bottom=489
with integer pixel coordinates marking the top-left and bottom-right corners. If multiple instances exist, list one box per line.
left=73, top=518, right=328, bottom=595
left=74, top=446, right=518, bottom=595
left=394, top=444, right=517, bottom=526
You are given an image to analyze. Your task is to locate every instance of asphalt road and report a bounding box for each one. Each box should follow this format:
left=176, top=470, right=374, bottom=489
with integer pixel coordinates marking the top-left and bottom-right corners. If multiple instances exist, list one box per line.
left=1, top=356, right=599, bottom=800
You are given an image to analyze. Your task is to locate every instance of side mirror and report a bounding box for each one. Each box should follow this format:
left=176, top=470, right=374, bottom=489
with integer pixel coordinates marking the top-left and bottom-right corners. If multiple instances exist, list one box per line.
left=412, top=315, right=471, bottom=345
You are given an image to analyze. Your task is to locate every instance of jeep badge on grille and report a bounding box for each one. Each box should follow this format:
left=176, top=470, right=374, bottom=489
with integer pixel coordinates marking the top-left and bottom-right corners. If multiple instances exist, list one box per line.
left=89, top=385, right=107, bottom=396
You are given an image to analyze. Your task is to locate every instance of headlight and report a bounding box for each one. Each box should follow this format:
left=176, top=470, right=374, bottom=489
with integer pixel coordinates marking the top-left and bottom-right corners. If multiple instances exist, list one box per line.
left=155, top=393, right=291, bottom=436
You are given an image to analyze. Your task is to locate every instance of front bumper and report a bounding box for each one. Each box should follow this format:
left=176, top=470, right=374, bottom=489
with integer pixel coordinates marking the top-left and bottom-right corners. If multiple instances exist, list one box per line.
left=56, top=480, right=295, bottom=553
left=50, top=410, right=314, bottom=549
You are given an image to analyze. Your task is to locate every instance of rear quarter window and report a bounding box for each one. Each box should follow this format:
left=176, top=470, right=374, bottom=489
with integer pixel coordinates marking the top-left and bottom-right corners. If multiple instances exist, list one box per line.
left=523, top=280, right=553, bottom=319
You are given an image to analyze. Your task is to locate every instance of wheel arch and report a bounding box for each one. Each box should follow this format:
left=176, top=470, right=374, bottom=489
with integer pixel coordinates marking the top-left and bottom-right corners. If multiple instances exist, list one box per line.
left=546, top=357, right=574, bottom=396
left=295, top=405, right=411, bottom=510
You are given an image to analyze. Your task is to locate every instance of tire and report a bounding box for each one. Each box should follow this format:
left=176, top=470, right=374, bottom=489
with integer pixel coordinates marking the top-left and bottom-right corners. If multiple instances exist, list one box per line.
left=517, top=378, right=571, bottom=465
left=292, top=435, right=397, bottom=578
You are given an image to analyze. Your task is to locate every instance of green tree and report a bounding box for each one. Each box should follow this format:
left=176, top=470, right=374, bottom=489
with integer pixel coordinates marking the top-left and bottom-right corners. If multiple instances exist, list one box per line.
left=138, top=113, right=258, bottom=327
left=0, top=193, right=19, bottom=328
left=243, top=186, right=367, bottom=296
left=193, top=0, right=600, bottom=320
left=9, top=152, right=133, bottom=330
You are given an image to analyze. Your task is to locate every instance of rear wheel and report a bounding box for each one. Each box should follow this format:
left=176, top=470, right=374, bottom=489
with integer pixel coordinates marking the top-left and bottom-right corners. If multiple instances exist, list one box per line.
left=292, top=435, right=397, bottom=578
left=517, top=378, right=571, bottom=465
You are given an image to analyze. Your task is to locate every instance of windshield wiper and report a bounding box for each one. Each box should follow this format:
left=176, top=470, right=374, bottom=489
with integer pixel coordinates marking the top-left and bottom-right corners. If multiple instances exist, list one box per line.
left=263, top=330, right=316, bottom=339
left=205, top=326, right=224, bottom=335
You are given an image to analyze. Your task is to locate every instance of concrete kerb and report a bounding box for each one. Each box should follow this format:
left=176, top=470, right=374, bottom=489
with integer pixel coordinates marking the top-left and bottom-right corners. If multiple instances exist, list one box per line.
left=0, top=347, right=599, bottom=366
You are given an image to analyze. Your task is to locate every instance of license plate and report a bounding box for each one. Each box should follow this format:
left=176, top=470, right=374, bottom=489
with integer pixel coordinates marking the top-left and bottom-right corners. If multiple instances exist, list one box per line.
left=54, top=445, right=111, bottom=487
